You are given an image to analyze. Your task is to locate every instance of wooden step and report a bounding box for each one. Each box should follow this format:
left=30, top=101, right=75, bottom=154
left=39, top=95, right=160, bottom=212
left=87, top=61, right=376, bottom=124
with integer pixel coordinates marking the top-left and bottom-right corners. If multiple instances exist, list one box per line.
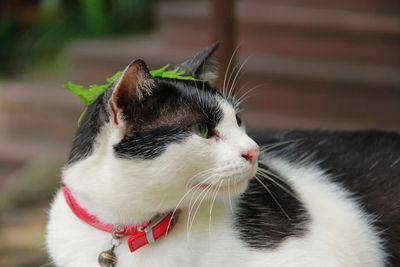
left=246, top=54, right=400, bottom=90
left=159, top=1, right=400, bottom=37
left=239, top=83, right=400, bottom=131
left=0, top=80, right=82, bottom=143
left=247, top=0, right=400, bottom=15
left=157, top=1, right=400, bottom=66
left=242, top=109, right=400, bottom=131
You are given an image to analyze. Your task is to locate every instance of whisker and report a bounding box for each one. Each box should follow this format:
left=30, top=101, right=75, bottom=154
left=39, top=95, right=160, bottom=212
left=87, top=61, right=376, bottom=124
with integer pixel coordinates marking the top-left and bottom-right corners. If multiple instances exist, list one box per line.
left=229, top=72, right=245, bottom=100
left=235, top=108, right=243, bottom=114
left=187, top=175, right=214, bottom=209
left=228, top=56, right=251, bottom=99
left=260, top=139, right=303, bottom=153
left=186, top=175, right=216, bottom=240
left=186, top=168, right=218, bottom=188
left=235, top=83, right=264, bottom=105
left=226, top=59, right=242, bottom=98
left=186, top=183, right=210, bottom=241
left=257, top=166, right=288, bottom=184
left=256, top=169, right=300, bottom=202
left=236, top=93, right=257, bottom=107
left=166, top=180, right=210, bottom=238
left=254, top=175, right=291, bottom=220
left=188, top=183, right=214, bottom=238
left=235, top=81, right=252, bottom=97
left=231, top=81, right=251, bottom=109
left=229, top=56, right=252, bottom=99
left=223, top=45, right=241, bottom=97
left=227, top=179, right=234, bottom=213
left=209, top=180, right=223, bottom=236
left=232, top=176, right=240, bottom=197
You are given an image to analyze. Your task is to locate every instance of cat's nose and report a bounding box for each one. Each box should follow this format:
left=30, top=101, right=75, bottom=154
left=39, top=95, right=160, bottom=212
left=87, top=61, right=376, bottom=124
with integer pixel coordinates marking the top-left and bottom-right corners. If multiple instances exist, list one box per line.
left=241, top=146, right=260, bottom=165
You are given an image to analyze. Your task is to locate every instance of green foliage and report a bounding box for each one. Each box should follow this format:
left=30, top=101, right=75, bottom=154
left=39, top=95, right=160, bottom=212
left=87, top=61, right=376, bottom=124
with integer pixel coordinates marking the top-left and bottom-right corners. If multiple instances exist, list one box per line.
left=65, top=71, right=121, bottom=105
left=66, top=65, right=200, bottom=105
left=0, top=0, right=153, bottom=75
left=81, top=0, right=109, bottom=36
left=150, top=64, right=201, bottom=81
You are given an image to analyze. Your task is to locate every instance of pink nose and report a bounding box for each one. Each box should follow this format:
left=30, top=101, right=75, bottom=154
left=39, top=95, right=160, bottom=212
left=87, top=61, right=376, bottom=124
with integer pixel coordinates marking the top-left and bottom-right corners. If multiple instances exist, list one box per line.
left=241, top=147, right=260, bottom=164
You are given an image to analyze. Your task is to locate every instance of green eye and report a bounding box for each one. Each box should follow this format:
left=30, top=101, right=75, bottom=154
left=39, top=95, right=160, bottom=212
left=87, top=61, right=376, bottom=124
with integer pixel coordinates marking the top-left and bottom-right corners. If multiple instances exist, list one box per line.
left=191, top=123, right=209, bottom=138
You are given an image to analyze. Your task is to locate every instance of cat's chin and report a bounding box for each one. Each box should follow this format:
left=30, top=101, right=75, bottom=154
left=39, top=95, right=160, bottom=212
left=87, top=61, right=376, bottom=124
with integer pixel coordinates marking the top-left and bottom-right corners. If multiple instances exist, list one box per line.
left=217, top=164, right=257, bottom=196
left=192, top=165, right=256, bottom=198
left=218, top=176, right=252, bottom=196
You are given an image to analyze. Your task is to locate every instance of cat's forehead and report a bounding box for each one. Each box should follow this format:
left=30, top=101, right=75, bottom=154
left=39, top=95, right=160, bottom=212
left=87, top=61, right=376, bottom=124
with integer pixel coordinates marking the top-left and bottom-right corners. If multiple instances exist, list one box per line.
left=155, top=78, right=218, bottom=99
left=129, top=79, right=231, bottom=131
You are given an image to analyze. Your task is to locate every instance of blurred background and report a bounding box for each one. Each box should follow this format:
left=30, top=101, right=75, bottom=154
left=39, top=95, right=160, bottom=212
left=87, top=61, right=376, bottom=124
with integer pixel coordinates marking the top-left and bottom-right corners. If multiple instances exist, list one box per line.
left=0, top=0, right=399, bottom=266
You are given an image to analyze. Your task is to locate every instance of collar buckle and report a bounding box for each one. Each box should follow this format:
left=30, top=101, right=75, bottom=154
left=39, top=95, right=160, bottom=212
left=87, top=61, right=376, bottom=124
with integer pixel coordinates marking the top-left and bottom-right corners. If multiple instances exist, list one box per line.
left=144, top=212, right=170, bottom=244
left=127, top=211, right=178, bottom=252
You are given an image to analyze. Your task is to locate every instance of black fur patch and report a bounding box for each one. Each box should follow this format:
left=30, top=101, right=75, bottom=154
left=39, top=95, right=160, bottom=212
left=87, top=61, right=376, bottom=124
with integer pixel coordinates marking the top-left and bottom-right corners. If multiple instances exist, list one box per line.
left=235, top=163, right=309, bottom=249
left=250, top=130, right=400, bottom=265
left=114, top=127, right=190, bottom=159
left=114, top=79, right=223, bottom=160
left=67, top=93, right=110, bottom=165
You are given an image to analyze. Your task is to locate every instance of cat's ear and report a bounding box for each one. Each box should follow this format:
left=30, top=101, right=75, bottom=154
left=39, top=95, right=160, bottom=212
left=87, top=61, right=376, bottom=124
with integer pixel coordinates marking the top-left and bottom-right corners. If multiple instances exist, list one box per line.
left=108, top=59, right=154, bottom=127
left=177, top=42, right=219, bottom=85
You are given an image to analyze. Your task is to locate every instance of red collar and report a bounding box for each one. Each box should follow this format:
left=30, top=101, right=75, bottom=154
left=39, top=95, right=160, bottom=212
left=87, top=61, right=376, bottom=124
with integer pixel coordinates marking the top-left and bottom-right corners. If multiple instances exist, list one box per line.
left=62, top=177, right=177, bottom=252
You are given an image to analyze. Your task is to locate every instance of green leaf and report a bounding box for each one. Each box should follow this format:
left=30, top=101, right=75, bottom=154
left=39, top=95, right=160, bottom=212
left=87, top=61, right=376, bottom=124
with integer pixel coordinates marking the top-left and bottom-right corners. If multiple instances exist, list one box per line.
left=65, top=65, right=201, bottom=106
left=64, top=71, right=122, bottom=105
left=149, top=64, right=170, bottom=77
left=150, top=65, right=202, bottom=81
left=106, top=71, right=122, bottom=83
left=65, top=82, right=92, bottom=105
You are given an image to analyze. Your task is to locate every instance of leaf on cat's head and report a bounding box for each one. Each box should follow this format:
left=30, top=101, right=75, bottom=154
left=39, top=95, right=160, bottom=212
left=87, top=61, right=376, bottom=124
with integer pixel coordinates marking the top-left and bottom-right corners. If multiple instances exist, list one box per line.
left=64, top=71, right=122, bottom=106
left=150, top=64, right=202, bottom=81
left=65, top=65, right=201, bottom=106
left=149, top=64, right=170, bottom=78
left=106, top=71, right=123, bottom=84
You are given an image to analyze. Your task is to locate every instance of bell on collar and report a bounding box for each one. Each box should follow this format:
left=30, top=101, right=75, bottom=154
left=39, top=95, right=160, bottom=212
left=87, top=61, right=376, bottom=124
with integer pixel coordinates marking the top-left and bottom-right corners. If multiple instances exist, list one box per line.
left=98, top=246, right=117, bottom=267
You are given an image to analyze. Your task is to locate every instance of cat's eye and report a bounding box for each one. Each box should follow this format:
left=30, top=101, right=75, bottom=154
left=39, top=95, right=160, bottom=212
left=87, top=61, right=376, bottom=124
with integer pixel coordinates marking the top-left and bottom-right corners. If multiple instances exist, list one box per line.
left=191, top=123, right=209, bottom=138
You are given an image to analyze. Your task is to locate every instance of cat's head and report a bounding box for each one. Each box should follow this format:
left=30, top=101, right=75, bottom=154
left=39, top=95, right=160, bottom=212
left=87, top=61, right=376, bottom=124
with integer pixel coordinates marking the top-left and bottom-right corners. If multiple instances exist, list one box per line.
left=64, top=43, right=259, bottom=224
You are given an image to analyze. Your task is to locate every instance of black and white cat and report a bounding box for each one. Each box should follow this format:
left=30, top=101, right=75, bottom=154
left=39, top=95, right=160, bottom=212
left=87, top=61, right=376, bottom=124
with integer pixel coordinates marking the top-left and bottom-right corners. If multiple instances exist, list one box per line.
left=46, top=43, right=400, bottom=267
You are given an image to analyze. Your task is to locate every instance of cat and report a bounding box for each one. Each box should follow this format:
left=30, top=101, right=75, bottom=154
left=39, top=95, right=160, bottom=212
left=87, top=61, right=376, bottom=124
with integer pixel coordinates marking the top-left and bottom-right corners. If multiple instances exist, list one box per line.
left=46, top=43, right=400, bottom=267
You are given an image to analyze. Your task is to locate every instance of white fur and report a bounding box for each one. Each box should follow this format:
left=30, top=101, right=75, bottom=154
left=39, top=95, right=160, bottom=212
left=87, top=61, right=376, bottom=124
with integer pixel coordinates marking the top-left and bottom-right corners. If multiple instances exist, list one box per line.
left=46, top=98, right=385, bottom=266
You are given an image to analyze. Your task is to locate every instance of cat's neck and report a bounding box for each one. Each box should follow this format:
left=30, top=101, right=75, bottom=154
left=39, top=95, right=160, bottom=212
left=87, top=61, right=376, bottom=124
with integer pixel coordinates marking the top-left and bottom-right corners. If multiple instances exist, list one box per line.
left=63, top=170, right=160, bottom=225
left=64, top=161, right=231, bottom=228
left=63, top=129, right=159, bottom=224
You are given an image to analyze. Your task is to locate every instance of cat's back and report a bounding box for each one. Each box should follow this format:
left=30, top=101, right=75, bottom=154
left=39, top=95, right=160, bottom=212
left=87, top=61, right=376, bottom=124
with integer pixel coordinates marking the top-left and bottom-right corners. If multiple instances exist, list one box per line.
left=250, top=130, right=400, bottom=266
